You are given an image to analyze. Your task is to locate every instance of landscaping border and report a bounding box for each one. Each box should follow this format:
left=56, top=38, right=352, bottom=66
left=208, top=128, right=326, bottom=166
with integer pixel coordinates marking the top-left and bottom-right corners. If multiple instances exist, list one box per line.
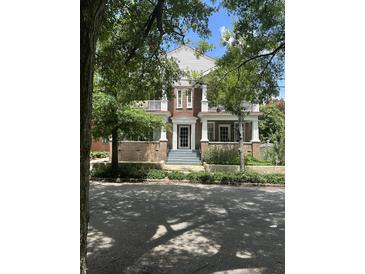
left=90, top=177, right=284, bottom=187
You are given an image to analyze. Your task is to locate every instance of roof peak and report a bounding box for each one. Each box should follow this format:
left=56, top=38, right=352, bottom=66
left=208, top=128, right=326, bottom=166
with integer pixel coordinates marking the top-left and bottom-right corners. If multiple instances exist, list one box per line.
left=167, top=44, right=217, bottom=61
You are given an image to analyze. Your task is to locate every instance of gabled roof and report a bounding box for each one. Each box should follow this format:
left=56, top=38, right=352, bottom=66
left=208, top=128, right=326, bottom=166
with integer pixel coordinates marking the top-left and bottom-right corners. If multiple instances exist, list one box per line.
left=166, top=45, right=217, bottom=74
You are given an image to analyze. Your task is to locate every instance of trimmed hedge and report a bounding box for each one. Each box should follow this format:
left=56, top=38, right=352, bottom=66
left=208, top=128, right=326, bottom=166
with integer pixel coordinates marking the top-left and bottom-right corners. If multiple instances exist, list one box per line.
left=90, top=151, right=109, bottom=159
left=91, top=165, right=284, bottom=185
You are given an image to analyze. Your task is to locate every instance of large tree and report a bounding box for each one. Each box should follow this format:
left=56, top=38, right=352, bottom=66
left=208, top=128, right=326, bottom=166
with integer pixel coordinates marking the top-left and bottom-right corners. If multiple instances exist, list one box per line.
left=92, top=92, right=167, bottom=169
left=81, top=1, right=214, bottom=273
left=80, top=1, right=106, bottom=273
left=205, top=0, right=284, bottom=170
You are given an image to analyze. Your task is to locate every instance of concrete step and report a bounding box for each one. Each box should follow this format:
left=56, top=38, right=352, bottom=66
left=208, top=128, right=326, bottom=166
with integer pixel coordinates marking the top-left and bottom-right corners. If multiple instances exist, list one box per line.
left=165, top=162, right=202, bottom=165
left=166, top=158, right=201, bottom=162
left=167, top=156, right=200, bottom=159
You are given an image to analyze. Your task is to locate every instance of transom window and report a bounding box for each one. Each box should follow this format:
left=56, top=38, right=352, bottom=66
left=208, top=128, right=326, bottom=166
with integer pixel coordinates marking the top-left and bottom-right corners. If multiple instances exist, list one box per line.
left=187, top=89, right=192, bottom=108
left=177, top=90, right=182, bottom=109
left=208, top=122, right=215, bottom=141
left=219, top=125, right=230, bottom=142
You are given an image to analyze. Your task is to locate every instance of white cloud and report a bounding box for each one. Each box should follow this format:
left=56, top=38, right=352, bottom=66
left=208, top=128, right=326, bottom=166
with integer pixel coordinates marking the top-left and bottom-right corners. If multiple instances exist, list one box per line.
left=219, top=26, right=227, bottom=37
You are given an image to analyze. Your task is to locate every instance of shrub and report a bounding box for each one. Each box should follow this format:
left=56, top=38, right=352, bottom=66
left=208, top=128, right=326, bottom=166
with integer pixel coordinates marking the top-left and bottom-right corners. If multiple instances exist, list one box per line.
left=203, top=148, right=240, bottom=165
left=167, top=171, right=186, bottom=180
left=90, top=151, right=110, bottom=159
left=146, top=169, right=166, bottom=179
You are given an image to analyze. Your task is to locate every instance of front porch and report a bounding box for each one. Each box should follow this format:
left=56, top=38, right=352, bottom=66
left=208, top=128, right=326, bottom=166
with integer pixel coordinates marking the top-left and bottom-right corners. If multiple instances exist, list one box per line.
left=198, top=112, right=261, bottom=160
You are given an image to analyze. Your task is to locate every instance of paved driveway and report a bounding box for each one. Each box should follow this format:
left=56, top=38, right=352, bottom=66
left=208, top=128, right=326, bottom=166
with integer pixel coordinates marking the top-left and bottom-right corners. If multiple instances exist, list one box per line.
left=87, top=182, right=285, bottom=274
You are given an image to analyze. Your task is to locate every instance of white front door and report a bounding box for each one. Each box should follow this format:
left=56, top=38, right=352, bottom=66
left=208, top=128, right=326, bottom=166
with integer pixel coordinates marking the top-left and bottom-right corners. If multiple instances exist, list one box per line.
left=178, top=125, right=190, bottom=149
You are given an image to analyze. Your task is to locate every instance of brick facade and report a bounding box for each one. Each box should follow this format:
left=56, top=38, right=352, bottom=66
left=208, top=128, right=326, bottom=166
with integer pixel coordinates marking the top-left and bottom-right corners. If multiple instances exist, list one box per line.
left=91, top=138, right=109, bottom=152
left=115, top=141, right=167, bottom=162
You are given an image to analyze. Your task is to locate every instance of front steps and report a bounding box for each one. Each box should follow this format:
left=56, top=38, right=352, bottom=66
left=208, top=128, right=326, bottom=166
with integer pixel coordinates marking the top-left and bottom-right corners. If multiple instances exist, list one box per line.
left=165, top=149, right=201, bottom=165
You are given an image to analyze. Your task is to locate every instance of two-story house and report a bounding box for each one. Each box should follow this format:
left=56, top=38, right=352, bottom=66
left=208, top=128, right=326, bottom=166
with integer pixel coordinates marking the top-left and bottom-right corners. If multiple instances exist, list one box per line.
left=114, top=45, right=261, bottom=164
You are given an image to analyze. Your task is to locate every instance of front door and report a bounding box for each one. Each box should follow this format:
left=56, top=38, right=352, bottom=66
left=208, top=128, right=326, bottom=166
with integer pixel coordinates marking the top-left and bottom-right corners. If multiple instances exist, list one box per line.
left=178, top=125, right=190, bottom=149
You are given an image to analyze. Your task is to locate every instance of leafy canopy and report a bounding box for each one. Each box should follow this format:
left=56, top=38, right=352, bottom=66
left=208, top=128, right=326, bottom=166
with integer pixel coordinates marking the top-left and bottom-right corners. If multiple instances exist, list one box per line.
left=205, top=0, right=284, bottom=115
left=92, top=92, right=166, bottom=140
left=95, top=0, right=215, bottom=102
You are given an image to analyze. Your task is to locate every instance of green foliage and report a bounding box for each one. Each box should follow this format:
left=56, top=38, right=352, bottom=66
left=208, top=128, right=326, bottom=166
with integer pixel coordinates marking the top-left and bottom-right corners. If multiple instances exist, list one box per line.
left=194, top=40, right=214, bottom=58
left=92, top=92, right=166, bottom=140
left=203, top=148, right=240, bottom=165
left=91, top=165, right=285, bottom=185
left=167, top=171, right=186, bottom=180
left=259, top=102, right=285, bottom=165
left=146, top=169, right=167, bottom=179
left=203, top=148, right=272, bottom=165
left=90, top=151, right=109, bottom=159
left=259, top=102, right=285, bottom=143
left=205, top=0, right=284, bottom=115
left=244, top=152, right=272, bottom=166
left=96, top=0, right=215, bottom=103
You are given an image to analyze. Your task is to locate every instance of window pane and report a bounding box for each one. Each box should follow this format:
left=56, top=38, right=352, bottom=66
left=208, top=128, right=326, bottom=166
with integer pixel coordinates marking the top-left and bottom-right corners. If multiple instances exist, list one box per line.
left=220, top=126, right=229, bottom=142
left=208, top=123, right=214, bottom=141
left=187, top=89, right=192, bottom=108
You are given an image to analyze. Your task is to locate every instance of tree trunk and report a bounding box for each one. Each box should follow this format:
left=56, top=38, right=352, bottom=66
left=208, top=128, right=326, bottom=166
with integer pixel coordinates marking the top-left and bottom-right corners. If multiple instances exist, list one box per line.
left=111, top=129, right=119, bottom=170
left=239, top=114, right=245, bottom=171
left=80, top=1, right=106, bottom=273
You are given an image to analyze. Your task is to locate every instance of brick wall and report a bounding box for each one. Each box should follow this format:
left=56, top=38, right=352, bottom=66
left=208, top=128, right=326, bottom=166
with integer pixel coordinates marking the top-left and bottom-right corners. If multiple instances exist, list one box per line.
left=169, top=87, right=200, bottom=117
left=116, top=141, right=166, bottom=162
left=91, top=138, right=109, bottom=152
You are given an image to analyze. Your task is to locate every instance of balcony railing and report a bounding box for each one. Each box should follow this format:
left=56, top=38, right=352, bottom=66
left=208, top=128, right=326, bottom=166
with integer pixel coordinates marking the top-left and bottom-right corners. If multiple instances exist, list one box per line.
left=147, top=100, right=162, bottom=111
left=207, top=103, right=259, bottom=113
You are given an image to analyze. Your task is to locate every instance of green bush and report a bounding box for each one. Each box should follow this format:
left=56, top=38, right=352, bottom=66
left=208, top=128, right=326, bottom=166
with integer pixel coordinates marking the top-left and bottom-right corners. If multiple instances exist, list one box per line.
left=146, top=169, right=166, bottom=179
left=167, top=171, right=186, bottom=180
left=91, top=163, right=285, bottom=184
left=203, top=148, right=240, bottom=165
left=90, top=151, right=110, bottom=159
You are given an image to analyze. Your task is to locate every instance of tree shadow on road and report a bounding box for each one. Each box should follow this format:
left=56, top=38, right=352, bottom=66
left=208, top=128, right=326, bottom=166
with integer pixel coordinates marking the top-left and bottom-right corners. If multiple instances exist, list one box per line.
left=87, top=182, right=284, bottom=274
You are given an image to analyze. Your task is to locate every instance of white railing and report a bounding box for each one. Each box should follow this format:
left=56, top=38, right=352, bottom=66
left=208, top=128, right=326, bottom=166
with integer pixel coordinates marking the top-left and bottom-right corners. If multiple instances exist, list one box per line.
left=147, top=100, right=162, bottom=111
left=206, top=103, right=259, bottom=113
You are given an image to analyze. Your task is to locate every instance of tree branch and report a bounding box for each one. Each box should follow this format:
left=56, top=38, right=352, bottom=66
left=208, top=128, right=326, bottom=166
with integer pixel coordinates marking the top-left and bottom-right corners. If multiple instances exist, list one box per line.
left=222, top=42, right=285, bottom=79
left=124, top=0, right=165, bottom=64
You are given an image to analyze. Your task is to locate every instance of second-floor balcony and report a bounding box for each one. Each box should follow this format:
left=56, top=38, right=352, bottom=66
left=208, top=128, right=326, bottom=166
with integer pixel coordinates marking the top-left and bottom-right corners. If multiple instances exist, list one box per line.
left=206, top=103, right=260, bottom=113
left=147, top=100, right=162, bottom=111
left=146, top=100, right=168, bottom=111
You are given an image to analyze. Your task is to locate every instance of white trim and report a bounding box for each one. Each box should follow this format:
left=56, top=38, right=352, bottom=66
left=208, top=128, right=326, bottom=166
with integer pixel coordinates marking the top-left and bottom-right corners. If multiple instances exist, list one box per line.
left=198, top=112, right=261, bottom=121
left=208, top=122, right=215, bottom=141
left=201, top=118, right=209, bottom=142
left=177, top=89, right=182, bottom=109
left=186, top=89, right=193, bottom=109
left=218, top=124, right=231, bottom=142
left=171, top=116, right=198, bottom=124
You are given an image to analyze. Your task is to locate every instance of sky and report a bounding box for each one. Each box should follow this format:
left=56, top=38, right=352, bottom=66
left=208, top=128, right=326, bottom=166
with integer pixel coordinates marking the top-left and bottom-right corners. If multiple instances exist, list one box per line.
left=184, top=1, right=285, bottom=99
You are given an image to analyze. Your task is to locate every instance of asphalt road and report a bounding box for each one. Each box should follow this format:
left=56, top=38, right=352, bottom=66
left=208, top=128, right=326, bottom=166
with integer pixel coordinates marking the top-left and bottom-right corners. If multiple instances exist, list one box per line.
left=87, top=182, right=285, bottom=274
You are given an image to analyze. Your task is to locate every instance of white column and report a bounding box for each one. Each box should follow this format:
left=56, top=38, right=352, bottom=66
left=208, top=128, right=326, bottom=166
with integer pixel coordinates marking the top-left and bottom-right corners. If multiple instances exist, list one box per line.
left=201, top=84, right=208, bottom=112
left=172, top=122, right=178, bottom=150
left=161, top=90, right=168, bottom=111
left=159, top=116, right=168, bottom=141
left=160, top=127, right=167, bottom=141
left=191, top=123, right=196, bottom=150
left=251, top=118, right=260, bottom=142
left=201, top=118, right=208, bottom=142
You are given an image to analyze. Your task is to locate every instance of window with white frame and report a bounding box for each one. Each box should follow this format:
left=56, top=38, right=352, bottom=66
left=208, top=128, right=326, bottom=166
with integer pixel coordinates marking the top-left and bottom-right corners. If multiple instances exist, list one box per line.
left=187, top=89, right=192, bottom=108
left=208, top=122, right=215, bottom=141
left=219, top=124, right=230, bottom=142
left=177, top=90, right=182, bottom=109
